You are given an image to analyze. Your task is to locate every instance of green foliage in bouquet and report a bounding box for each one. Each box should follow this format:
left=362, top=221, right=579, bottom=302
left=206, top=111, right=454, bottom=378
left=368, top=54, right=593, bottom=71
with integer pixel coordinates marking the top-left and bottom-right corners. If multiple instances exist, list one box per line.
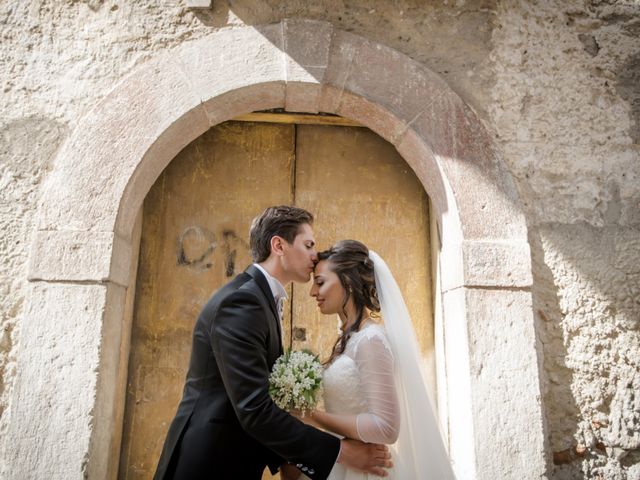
left=269, top=349, right=323, bottom=415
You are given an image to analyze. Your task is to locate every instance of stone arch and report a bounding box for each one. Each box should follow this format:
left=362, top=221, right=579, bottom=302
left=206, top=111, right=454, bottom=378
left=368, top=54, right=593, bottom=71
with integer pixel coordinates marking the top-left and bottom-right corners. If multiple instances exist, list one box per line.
left=8, top=20, right=546, bottom=480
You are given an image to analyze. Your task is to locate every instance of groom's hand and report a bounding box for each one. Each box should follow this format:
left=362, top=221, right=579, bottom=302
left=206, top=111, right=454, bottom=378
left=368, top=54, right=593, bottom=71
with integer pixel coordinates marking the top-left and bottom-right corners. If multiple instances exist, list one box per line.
left=337, top=438, right=392, bottom=477
left=280, top=463, right=302, bottom=480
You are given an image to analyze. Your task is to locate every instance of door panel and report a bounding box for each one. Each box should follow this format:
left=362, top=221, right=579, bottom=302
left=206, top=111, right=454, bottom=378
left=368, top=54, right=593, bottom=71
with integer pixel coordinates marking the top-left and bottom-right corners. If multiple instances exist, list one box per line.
left=118, top=120, right=432, bottom=480
left=118, top=122, right=294, bottom=479
left=292, top=124, right=433, bottom=365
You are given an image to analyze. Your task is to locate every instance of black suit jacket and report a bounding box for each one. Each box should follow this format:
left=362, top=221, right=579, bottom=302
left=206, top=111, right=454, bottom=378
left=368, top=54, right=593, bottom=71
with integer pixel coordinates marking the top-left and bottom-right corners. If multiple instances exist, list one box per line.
left=154, top=265, right=341, bottom=480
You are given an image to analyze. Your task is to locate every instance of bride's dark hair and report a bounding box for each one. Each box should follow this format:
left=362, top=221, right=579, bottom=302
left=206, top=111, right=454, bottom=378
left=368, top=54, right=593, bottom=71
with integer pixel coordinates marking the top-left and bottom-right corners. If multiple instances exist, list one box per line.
left=317, top=240, right=381, bottom=364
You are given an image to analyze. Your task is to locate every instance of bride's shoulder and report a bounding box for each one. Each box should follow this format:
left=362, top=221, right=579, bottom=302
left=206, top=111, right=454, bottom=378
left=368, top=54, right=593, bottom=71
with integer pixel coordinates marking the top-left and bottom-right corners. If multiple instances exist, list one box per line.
left=359, top=321, right=386, bottom=336
left=353, top=322, right=391, bottom=350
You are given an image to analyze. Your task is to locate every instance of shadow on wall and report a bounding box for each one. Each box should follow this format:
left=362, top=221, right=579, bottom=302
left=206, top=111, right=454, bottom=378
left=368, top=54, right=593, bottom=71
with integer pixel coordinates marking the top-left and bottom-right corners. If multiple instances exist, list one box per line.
left=190, top=0, right=498, bottom=117
left=531, top=223, right=640, bottom=478
left=528, top=231, right=579, bottom=473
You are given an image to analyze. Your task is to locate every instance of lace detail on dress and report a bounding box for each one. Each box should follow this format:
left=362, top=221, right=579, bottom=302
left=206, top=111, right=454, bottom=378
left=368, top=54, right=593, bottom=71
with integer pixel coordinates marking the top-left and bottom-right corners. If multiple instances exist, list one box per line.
left=323, top=355, right=368, bottom=417
left=322, top=323, right=400, bottom=445
left=345, top=323, right=393, bottom=359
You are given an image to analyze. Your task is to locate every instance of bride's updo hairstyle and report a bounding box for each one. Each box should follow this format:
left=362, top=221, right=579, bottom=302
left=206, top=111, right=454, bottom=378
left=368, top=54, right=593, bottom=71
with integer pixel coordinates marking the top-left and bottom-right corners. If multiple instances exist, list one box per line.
left=317, top=240, right=381, bottom=364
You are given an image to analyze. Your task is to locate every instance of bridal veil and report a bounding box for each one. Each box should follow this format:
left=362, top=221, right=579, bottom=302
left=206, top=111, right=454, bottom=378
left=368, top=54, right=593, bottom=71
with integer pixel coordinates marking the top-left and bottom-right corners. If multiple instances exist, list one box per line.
left=369, top=251, right=456, bottom=479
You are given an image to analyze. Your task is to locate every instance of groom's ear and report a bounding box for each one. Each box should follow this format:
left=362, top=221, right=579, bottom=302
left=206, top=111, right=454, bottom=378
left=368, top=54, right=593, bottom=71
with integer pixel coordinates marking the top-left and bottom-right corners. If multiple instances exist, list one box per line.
left=270, top=235, right=286, bottom=257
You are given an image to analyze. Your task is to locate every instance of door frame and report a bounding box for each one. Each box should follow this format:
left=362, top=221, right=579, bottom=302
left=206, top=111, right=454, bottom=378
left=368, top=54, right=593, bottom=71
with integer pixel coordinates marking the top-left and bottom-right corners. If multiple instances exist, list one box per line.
left=9, top=20, right=546, bottom=480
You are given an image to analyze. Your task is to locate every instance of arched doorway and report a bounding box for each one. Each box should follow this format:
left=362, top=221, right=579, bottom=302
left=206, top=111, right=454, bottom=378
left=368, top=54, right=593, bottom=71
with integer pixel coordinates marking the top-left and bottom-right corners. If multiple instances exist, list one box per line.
left=7, top=20, right=546, bottom=480
left=117, top=116, right=435, bottom=478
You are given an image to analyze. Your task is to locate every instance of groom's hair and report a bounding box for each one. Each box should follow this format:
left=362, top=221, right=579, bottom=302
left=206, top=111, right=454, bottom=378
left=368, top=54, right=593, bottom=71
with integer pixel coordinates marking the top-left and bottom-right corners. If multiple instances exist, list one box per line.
left=249, top=205, right=314, bottom=262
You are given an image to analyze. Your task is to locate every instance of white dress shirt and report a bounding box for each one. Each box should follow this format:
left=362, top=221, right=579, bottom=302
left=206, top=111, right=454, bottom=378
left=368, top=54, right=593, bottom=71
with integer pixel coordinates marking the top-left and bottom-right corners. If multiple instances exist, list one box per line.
left=253, top=263, right=288, bottom=319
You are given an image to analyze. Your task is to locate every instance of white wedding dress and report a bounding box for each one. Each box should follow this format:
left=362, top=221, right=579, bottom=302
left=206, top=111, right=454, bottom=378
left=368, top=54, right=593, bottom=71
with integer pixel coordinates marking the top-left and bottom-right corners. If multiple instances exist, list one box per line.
left=301, top=251, right=456, bottom=480
left=322, top=322, right=400, bottom=480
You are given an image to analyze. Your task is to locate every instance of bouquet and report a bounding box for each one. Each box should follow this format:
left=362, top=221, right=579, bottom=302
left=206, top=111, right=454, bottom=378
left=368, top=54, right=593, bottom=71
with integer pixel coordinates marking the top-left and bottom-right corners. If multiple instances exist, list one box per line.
left=269, top=349, right=323, bottom=415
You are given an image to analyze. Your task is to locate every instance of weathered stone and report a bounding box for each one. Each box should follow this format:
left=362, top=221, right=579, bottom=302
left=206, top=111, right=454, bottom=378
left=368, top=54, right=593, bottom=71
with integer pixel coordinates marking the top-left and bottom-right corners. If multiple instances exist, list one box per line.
left=325, top=88, right=408, bottom=143
left=28, top=230, right=131, bottom=286
left=323, top=30, right=449, bottom=128
left=37, top=53, right=209, bottom=235
left=173, top=25, right=286, bottom=124
left=537, top=222, right=640, bottom=479
left=0, top=116, right=67, bottom=442
left=284, top=19, right=334, bottom=112
left=410, top=92, right=528, bottom=241
left=462, top=240, right=533, bottom=288
left=464, top=287, right=546, bottom=480
left=87, top=283, right=129, bottom=480
left=393, top=127, right=448, bottom=212
left=2, top=283, right=110, bottom=479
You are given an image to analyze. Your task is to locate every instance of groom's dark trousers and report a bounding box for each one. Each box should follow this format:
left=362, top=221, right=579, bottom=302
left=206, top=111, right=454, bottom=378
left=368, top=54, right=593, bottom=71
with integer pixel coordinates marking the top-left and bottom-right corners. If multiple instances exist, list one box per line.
left=153, top=265, right=340, bottom=480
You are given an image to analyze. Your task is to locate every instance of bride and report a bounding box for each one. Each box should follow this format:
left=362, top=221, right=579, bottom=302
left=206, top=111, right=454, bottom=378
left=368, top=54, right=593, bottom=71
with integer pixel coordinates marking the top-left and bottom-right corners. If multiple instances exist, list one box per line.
left=284, top=240, right=455, bottom=480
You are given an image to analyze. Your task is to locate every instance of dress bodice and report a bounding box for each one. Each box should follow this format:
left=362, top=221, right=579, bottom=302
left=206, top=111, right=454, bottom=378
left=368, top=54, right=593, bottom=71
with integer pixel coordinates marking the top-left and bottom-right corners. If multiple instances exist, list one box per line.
left=322, top=323, right=393, bottom=417
left=323, top=354, right=368, bottom=415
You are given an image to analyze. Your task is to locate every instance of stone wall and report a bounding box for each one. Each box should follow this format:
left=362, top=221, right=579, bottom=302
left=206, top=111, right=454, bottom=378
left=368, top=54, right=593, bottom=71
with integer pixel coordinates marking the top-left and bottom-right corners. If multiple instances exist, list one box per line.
left=488, top=2, right=640, bottom=478
left=0, top=1, right=638, bottom=478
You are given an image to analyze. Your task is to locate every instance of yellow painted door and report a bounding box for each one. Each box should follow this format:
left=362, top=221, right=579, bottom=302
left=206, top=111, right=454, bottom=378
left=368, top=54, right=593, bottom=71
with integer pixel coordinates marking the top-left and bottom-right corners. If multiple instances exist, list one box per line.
left=118, top=119, right=432, bottom=480
left=290, top=125, right=432, bottom=362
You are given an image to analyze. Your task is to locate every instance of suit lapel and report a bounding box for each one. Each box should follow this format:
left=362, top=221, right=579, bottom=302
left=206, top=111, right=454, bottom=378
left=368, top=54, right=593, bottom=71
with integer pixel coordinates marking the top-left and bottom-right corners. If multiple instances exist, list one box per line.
left=245, top=265, right=283, bottom=353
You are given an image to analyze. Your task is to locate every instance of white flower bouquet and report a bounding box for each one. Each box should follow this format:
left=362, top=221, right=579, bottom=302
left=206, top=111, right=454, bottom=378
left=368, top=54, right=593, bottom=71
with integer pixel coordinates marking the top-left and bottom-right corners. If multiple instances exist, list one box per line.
left=269, top=349, right=323, bottom=415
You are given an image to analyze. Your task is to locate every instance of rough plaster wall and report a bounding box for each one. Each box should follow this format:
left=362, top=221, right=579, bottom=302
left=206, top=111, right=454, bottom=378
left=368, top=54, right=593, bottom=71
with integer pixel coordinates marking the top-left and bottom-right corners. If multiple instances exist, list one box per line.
left=536, top=225, right=640, bottom=479
left=0, top=118, right=65, bottom=435
left=489, top=1, right=640, bottom=478
left=0, top=1, right=638, bottom=478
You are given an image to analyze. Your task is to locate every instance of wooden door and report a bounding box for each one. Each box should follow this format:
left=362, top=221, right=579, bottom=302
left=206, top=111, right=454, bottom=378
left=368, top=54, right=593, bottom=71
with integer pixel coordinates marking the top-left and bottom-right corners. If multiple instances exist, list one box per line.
left=118, top=119, right=432, bottom=480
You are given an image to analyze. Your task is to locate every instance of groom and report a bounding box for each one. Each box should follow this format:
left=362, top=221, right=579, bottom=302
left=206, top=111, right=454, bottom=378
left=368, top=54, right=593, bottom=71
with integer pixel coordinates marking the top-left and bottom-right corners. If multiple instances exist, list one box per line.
left=154, top=206, right=391, bottom=480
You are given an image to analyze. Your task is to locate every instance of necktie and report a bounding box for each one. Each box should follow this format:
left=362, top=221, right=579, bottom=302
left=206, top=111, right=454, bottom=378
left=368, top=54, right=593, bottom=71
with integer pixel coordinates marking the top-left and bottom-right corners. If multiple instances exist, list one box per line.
left=276, top=296, right=285, bottom=320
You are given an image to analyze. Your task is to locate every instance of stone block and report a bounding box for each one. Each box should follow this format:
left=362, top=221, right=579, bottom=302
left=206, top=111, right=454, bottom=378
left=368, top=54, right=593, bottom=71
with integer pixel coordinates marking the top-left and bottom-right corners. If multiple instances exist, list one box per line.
left=173, top=25, right=286, bottom=123
left=320, top=87, right=407, bottom=143
left=440, top=240, right=532, bottom=290
left=322, top=30, right=449, bottom=128
left=441, top=287, right=546, bottom=480
left=3, top=283, right=110, bottom=479
left=283, top=19, right=334, bottom=112
left=394, top=127, right=448, bottom=213
left=87, top=283, right=128, bottom=480
left=28, top=230, right=132, bottom=286
left=410, top=93, right=527, bottom=240
left=284, top=19, right=333, bottom=74
left=462, top=240, right=533, bottom=288
left=201, top=82, right=285, bottom=127
left=463, top=288, right=546, bottom=479
left=286, top=80, right=324, bottom=113
left=38, top=53, right=209, bottom=234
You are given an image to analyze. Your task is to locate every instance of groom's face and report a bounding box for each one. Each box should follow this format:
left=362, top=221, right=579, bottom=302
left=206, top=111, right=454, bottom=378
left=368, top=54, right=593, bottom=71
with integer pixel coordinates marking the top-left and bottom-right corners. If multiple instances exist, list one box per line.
left=280, top=223, right=317, bottom=283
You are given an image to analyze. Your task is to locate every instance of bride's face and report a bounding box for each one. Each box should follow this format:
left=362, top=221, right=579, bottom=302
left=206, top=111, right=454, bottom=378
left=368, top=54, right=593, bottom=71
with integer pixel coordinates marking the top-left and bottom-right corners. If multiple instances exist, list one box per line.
left=310, top=260, right=347, bottom=315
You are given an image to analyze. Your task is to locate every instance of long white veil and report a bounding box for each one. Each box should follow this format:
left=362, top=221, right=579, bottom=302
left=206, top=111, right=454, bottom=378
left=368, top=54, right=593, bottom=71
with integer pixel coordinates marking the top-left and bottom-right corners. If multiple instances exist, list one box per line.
left=369, top=251, right=456, bottom=479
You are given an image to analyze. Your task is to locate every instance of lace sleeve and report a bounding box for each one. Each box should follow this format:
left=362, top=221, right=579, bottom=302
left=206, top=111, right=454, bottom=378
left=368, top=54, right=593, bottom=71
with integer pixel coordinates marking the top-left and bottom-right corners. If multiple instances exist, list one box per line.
left=353, top=330, right=401, bottom=444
